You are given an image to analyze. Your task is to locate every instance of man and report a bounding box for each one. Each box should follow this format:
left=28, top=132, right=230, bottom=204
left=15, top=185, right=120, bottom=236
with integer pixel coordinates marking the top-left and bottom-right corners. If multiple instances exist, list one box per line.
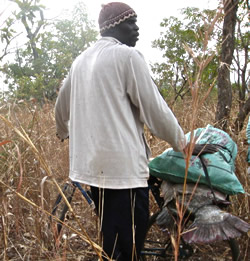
left=55, top=2, right=185, bottom=260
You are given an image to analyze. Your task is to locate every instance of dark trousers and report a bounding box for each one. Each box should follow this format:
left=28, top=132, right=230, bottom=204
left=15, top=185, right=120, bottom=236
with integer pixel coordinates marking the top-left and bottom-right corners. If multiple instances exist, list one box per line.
left=90, top=186, right=149, bottom=261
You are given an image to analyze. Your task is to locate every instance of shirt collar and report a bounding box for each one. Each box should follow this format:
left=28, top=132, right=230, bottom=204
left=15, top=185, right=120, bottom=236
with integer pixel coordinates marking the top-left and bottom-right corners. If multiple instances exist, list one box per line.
left=99, top=36, right=122, bottom=45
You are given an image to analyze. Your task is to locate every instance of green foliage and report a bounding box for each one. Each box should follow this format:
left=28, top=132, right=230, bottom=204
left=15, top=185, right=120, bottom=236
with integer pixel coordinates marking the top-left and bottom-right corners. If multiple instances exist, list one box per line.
left=152, top=7, right=221, bottom=101
left=0, top=15, right=17, bottom=61
left=12, top=0, right=45, bottom=21
left=2, top=1, right=98, bottom=102
left=0, top=16, right=16, bottom=44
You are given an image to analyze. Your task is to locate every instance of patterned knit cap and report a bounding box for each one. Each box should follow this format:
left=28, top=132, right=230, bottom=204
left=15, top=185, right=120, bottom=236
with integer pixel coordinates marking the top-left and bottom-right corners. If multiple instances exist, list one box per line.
left=98, top=2, right=136, bottom=33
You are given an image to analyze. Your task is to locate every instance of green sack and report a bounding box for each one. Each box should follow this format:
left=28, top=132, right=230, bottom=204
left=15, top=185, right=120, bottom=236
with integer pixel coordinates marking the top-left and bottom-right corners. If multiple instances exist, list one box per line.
left=149, top=125, right=245, bottom=195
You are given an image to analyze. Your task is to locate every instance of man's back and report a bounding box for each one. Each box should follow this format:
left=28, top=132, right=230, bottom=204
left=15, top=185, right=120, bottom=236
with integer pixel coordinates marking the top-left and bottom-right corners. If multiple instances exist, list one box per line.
left=68, top=36, right=150, bottom=189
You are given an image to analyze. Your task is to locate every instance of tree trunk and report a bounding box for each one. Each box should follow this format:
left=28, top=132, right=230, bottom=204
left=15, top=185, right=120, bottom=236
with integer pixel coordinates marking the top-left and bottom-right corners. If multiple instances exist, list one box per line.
left=233, top=14, right=249, bottom=133
left=215, top=0, right=239, bottom=131
left=234, top=97, right=250, bottom=133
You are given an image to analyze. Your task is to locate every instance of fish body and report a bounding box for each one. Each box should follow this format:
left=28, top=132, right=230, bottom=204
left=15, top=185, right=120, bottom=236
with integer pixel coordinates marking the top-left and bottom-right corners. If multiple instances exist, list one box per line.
left=156, top=180, right=250, bottom=244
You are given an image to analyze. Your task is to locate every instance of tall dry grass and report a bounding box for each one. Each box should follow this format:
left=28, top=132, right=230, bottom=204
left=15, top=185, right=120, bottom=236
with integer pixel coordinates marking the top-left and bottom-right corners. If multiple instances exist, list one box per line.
left=0, top=101, right=104, bottom=260
left=0, top=93, right=249, bottom=260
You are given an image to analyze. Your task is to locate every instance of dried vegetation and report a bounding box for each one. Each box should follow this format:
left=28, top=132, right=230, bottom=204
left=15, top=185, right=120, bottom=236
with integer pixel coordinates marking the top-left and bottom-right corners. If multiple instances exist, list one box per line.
left=0, top=97, right=249, bottom=260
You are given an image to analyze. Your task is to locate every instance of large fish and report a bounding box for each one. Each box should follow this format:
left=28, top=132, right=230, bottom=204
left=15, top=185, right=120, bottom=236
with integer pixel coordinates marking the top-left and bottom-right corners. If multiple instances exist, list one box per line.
left=156, top=180, right=250, bottom=244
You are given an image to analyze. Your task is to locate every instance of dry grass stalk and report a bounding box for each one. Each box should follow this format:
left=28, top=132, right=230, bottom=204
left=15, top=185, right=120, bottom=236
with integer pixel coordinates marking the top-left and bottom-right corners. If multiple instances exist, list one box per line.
left=1, top=208, right=8, bottom=260
left=171, top=7, right=223, bottom=261
left=0, top=114, right=105, bottom=260
left=0, top=179, right=102, bottom=251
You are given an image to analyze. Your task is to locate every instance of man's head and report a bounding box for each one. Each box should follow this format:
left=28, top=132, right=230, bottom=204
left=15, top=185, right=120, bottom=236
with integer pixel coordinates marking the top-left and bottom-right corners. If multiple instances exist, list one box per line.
left=98, top=2, right=139, bottom=47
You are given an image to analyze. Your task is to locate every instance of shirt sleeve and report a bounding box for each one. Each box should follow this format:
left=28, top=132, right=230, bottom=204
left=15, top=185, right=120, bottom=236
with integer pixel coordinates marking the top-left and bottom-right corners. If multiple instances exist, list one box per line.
left=125, top=49, right=185, bottom=152
left=55, top=74, right=71, bottom=140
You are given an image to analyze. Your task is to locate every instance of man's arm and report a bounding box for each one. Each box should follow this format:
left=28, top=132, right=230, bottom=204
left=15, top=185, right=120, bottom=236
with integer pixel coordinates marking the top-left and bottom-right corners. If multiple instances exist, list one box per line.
left=55, top=74, right=71, bottom=140
left=126, top=50, right=185, bottom=152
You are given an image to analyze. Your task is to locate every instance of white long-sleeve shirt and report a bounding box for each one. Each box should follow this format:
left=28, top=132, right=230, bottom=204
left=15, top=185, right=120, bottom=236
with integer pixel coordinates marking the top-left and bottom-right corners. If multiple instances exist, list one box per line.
left=55, top=37, right=185, bottom=189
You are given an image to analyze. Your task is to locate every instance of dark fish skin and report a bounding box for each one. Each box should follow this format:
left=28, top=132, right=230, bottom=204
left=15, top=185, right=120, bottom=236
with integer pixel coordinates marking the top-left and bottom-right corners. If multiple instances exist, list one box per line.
left=182, top=205, right=250, bottom=244
left=157, top=180, right=250, bottom=244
